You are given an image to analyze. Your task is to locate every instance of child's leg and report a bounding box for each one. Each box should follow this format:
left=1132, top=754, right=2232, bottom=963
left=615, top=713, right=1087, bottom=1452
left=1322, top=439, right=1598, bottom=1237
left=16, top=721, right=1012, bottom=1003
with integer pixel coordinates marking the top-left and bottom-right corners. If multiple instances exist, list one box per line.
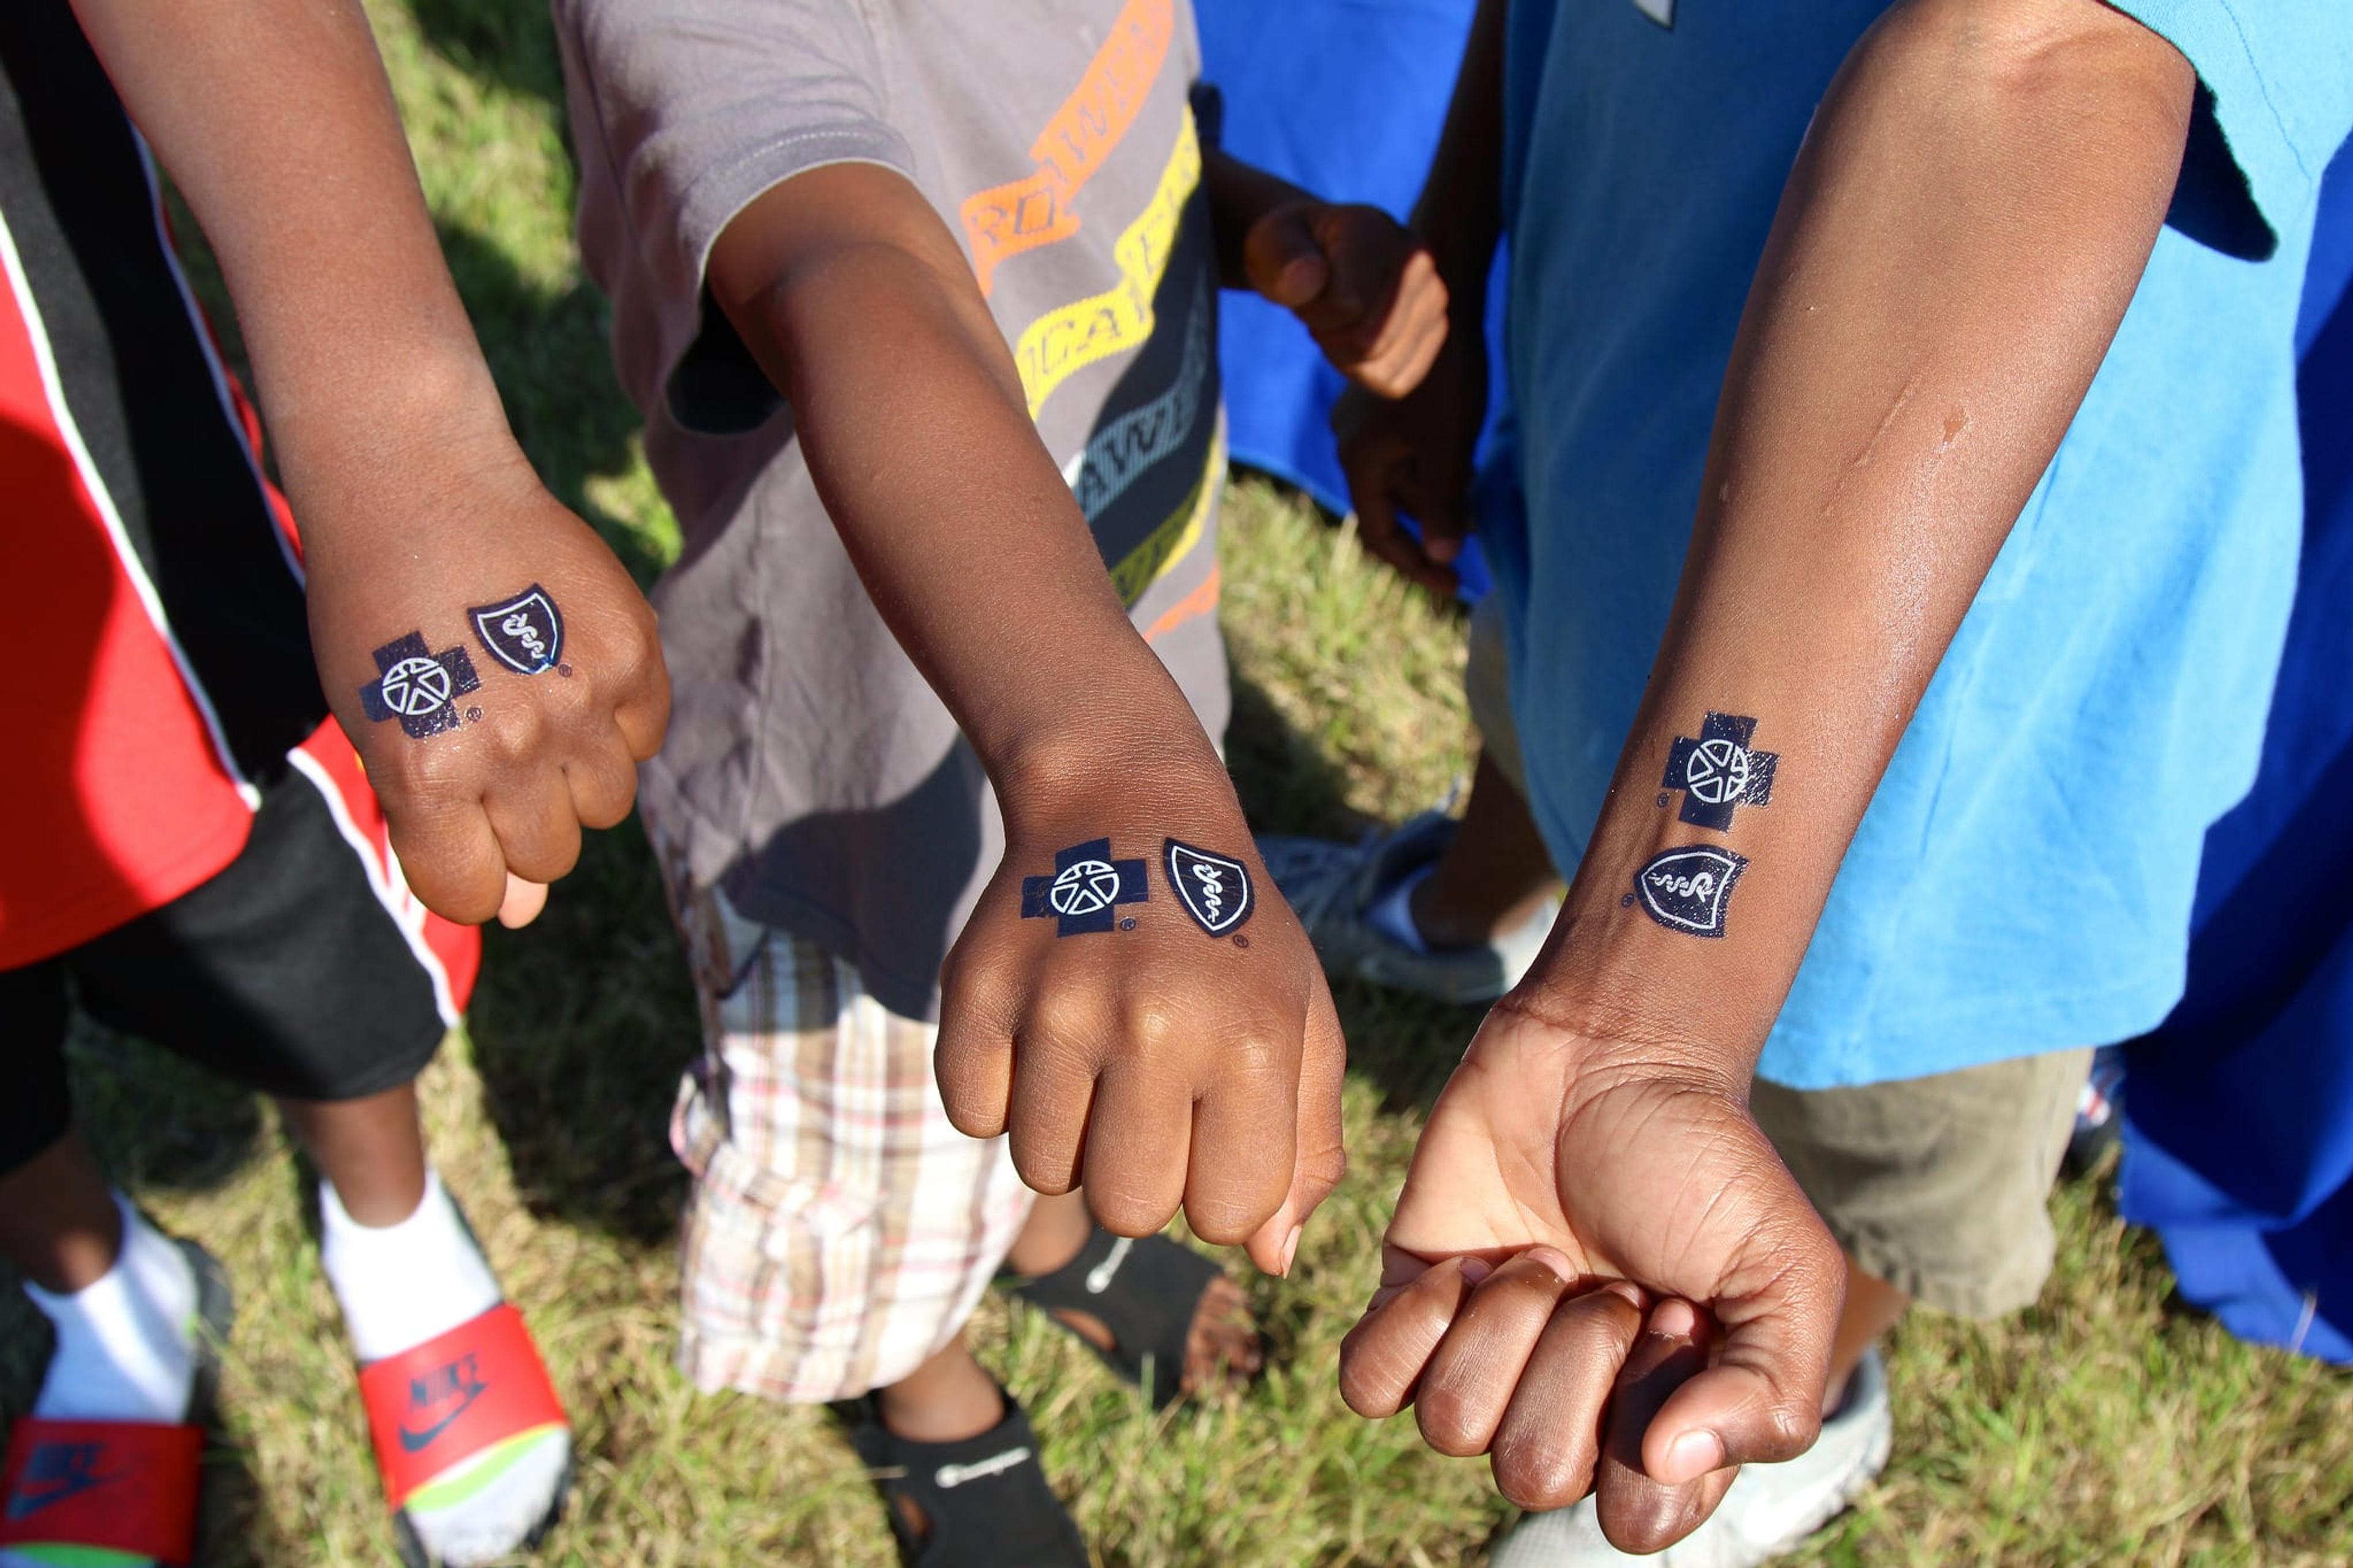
left=1001, top=1190, right=1260, bottom=1396
left=61, top=772, right=570, bottom=1566
left=1408, top=749, right=1562, bottom=949
left=276, top=1083, right=425, bottom=1225
left=0, top=1132, right=123, bottom=1297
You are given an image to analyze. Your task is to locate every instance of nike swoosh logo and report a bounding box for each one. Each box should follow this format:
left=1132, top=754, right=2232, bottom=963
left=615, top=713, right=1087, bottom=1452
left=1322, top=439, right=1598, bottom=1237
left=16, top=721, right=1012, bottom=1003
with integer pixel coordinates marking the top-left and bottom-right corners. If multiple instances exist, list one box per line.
left=7, top=1463, right=112, bottom=1519
left=397, top=1384, right=487, bottom=1453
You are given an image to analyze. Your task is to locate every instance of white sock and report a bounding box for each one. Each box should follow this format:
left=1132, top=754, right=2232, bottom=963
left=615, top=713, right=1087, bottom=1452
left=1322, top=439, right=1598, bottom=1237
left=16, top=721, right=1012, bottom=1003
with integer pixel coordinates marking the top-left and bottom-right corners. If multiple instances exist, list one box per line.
left=317, top=1169, right=501, bottom=1365
left=1363, top=862, right=1438, bottom=956
left=23, top=1193, right=199, bottom=1425
left=319, top=1172, right=569, bottom=1566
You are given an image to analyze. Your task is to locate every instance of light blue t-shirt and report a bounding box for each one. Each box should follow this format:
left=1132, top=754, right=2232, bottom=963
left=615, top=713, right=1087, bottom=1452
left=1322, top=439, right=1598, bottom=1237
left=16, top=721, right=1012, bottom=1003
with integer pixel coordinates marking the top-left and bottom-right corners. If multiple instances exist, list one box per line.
left=1488, top=0, right=2353, bottom=1088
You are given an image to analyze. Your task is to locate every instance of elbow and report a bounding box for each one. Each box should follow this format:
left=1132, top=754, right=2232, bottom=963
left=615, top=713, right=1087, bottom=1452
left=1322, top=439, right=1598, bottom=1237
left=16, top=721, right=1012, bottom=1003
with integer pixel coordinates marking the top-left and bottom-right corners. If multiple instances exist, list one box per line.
left=1874, top=0, right=2197, bottom=145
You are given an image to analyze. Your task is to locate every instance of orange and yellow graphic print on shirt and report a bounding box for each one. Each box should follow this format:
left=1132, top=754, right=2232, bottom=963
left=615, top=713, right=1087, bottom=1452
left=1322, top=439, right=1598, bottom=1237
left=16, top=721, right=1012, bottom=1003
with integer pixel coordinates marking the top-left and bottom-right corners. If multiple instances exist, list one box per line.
left=958, top=0, right=1175, bottom=298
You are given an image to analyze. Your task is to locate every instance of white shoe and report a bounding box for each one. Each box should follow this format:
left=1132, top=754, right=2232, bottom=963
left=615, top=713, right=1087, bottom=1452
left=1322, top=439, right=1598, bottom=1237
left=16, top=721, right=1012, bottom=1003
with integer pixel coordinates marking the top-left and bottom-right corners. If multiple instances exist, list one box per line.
left=1489, top=1350, right=1892, bottom=1567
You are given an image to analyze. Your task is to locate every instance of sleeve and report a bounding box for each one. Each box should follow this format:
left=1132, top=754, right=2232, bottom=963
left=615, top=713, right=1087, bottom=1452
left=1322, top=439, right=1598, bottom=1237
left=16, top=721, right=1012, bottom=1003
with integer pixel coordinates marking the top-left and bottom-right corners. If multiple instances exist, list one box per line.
left=553, top=0, right=915, bottom=433
left=2107, top=0, right=2353, bottom=260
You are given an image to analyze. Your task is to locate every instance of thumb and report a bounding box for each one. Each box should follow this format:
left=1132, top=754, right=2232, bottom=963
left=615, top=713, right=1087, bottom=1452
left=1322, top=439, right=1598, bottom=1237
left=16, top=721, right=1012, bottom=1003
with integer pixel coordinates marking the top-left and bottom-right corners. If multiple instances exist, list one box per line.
left=1245, top=205, right=1332, bottom=311
left=1243, top=980, right=1349, bottom=1276
left=1643, top=1213, right=1844, bottom=1483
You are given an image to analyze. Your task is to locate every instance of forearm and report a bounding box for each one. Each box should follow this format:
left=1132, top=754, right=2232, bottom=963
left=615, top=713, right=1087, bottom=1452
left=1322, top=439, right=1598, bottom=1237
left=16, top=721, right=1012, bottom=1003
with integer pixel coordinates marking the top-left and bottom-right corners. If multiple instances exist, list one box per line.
left=69, top=0, right=515, bottom=526
left=712, top=167, right=1222, bottom=800
left=1517, top=0, right=2194, bottom=1072
left=1411, top=0, right=1506, bottom=321
left=1204, top=151, right=1313, bottom=288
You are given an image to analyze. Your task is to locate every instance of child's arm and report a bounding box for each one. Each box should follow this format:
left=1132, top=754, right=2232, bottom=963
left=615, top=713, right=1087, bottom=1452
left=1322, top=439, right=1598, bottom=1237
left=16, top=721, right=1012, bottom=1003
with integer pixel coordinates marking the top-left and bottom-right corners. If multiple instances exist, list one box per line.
left=1332, top=0, right=1509, bottom=593
left=713, top=148, right=1442, bottom=1268
left=706, top=162, right=1365, bottom=1271
left=1338, top=0, right=2194, bottom=1548
left=67, top=0, right=669, bottom=926
left=1202, top=150, right=1450, bottom=400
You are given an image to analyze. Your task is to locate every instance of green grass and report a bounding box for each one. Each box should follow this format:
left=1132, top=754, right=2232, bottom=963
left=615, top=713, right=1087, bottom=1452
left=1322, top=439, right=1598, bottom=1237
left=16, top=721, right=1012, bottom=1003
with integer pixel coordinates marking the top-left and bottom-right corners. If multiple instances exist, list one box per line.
left=4, top=2, right=2350, bottom=1563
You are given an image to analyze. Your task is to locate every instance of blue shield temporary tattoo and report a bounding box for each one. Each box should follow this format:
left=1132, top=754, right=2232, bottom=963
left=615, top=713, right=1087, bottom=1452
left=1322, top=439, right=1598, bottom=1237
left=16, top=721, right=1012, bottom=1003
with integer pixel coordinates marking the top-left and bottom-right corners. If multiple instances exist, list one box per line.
left=1662, top=712, right=1776, bottom=831
left=359, top=632, right=480, bottom=740
left=1164, top=840, right=1253, bottom=937
left=469, top=585, right=564, bottom=675
left=1021, top=839, right=1148, bottom=936
left=1634, top=845, right=1748, bottom=937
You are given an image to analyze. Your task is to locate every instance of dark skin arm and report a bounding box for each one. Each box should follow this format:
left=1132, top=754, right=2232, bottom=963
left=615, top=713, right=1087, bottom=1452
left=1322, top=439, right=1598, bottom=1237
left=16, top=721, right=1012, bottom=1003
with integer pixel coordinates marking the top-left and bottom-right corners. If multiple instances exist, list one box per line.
left=706, top=153, right=1432, bottom=1270
left=1338, top=0, right=2195, bottom=1548
left=1331, top=0, right=1509, bottom=591
left=1205, top=151, right=1450, bottom=397
left=67, top=0, right=670, bottom=928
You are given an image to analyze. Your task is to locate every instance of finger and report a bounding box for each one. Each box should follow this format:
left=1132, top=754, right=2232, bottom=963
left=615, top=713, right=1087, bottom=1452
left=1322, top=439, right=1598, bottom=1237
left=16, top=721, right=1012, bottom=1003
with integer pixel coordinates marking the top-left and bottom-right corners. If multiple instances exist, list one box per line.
left=1243, top=979, right=1347, bottom=1276
left=387, top=801, right=509, bottom=925
left=1335, top=251, right=1446, bottom=390
left=1082, top=1060, right=1191, bottom=1238
left=1414, top=1248, right=1579, bottom=1457
left=934, top=939, right=1018, bottom=1138
left=1003, top=1009, right=1102, bottom=1195
left=1644, top=1210, right=1843, bottom=1482
left=1341, top=456, right=1455, bottom=596
left=608, top=619, right=673, bottom=762
left=562, top=721, right=641, bottom=830
left=496, top=874, right=549, bottom=930
left=1596, top=1299, right=1739, bottom=1555
left=1489, top=1284, right=1646, bottom=1511
left=483, top=768, right=585, bottom=885
left=1290, top=207, right=1392, bottom=333
left=1350, top=284, right=1452, bottom=400
left=1338, top=1254, right=1494, bottom=1419
left=1189, top=1034, right=1295, bottom=1256
left=1241, top=205, right=1332, bottom=309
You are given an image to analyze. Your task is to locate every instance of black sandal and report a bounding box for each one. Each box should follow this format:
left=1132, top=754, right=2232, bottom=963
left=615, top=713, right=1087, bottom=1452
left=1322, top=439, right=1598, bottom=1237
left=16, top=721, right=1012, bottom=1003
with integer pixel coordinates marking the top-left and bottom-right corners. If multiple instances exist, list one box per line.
left=836, top=1388, right=1088, bottom=1568
left=1007, top=1227, right=1233, bottom=1410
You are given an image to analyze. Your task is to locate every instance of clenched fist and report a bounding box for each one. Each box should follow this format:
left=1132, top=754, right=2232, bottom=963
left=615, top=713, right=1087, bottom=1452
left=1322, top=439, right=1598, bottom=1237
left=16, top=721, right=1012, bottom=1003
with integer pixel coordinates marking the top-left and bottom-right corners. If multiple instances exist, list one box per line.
left=934, top=759, right=1346, bottom=1276
left=305, top=446, right=670, bottom=927
left=1338, top=999, right=1844, bottom=1553
left=1242, top=200, right=1449, bottom=400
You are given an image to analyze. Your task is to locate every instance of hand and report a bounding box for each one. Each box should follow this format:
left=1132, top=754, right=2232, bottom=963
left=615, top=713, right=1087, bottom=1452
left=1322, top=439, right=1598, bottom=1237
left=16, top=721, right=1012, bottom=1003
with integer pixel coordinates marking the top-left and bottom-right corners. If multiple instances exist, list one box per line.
left=1336, top=1000, right=1843, bottom=1553
left=1242, top=201, right=1448, bottom=400
left=1331, top=312, right=1485, bottom=595
left=934, top=755, right=1347, bottom=1276
left=304, top=442, right=670, bottom=926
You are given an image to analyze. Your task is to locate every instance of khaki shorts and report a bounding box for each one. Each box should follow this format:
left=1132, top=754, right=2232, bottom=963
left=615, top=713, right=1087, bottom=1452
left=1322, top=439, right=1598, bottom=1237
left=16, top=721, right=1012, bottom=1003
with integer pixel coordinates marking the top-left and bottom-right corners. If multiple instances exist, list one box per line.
left=653, top=826, right=1034, bottom=1404
left=1466, top=597, right=2087, bottom=1319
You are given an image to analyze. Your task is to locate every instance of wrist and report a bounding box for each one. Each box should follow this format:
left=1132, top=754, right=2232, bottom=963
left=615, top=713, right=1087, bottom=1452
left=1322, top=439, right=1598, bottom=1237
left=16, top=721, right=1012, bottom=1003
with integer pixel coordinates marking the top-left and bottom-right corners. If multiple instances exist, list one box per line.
left=269, top=347, right=521, bottom=528
left=985, top=691, right=1238, bottom=843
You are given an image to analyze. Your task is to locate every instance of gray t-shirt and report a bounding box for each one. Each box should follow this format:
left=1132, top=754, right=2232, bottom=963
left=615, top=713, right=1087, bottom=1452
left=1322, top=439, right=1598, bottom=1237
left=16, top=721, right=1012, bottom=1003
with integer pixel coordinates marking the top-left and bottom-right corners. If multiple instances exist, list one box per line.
left=556, top=0, right=1229, bottom=1020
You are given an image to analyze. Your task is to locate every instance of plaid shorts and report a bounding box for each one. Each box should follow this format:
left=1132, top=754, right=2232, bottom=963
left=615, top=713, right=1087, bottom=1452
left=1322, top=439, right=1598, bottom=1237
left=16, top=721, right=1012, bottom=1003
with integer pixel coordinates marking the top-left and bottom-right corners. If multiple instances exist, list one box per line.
left=659, top=854, right=1035, bottom=1403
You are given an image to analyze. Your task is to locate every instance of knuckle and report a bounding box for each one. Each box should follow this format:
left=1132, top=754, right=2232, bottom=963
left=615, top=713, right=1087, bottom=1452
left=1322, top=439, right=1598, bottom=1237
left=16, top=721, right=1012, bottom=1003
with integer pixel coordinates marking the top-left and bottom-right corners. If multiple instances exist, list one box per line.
left=1010, top=1138, right=1078, bottom=1195
left=1022, top=990, right=1105, bottom=1059
left=1491, top=1440, right=1592, bottom=1512
left=1414, top=1385, right=1488, bottom=1458
left=1091, top=1191, right=1174, bottom=1239
left=1183, top=1195, right=1260, bottom=1246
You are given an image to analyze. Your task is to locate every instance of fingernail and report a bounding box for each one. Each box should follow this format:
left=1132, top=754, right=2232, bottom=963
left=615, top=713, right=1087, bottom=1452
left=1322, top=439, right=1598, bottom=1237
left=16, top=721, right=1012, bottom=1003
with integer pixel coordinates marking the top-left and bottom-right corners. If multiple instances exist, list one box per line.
left=1458, top=1256, right=1495, bottom=1287
left=1279, top=1224, right=1303, bottom=1278
left=1664, top=1429, right=1724, bottom=1483
left=1649, top=1298, right=1700, bottom=1338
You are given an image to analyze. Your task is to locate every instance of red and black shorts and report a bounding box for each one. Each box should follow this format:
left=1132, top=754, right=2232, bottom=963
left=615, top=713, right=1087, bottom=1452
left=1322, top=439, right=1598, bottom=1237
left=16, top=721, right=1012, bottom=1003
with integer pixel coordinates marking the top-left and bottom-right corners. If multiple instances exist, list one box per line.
left=0, top=759, right=469, bottom=1175
left=0, top=0, right=477, bottom=1174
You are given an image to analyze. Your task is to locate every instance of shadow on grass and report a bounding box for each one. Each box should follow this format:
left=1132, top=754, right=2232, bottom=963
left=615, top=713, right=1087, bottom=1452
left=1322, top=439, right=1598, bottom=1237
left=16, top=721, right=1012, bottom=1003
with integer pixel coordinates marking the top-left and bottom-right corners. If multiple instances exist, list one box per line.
left=466, top=817, right=698, bottom=1246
